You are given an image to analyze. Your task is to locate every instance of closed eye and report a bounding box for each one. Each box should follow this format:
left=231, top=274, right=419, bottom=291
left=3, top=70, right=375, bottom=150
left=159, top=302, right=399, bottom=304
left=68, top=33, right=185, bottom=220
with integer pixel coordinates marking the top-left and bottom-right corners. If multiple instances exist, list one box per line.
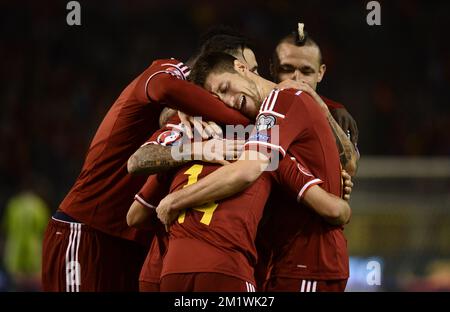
left=300, top=66, right=315, bottom=75
left=219, top=82, right=228, bottom=94
left=279, top=65, right=295, bottom=73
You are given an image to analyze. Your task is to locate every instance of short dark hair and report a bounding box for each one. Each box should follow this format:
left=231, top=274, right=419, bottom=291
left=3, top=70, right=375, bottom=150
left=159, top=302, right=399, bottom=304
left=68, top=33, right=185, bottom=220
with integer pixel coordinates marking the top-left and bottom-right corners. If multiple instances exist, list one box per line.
left=187, top=25, right=254, bottom=68
left=189, top=52, right=237, bottom=87
left=199, top=25, right=254, bottom=56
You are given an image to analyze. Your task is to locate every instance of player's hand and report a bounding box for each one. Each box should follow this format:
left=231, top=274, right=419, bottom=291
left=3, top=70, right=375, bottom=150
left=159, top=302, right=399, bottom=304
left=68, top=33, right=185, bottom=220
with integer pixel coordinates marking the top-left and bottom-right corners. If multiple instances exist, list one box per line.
left=277, top=80, right=328, bottom=112
left=178, top=111, right=223, bottom=140
left=331, top=108, right=359, bottom=145
left=156, top=193, right=179, bottom=228
left=276, top=79, right=304, bottom=91
left=341, top=170, right=353, bottom=201
left=191, top=139, right=245, bottom=165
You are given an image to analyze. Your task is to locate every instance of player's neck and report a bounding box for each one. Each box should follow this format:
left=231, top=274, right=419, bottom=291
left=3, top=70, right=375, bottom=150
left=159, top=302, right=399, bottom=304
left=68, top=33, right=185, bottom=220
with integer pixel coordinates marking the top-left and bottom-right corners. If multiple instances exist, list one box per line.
left=254, top=76, right=276, bottom=102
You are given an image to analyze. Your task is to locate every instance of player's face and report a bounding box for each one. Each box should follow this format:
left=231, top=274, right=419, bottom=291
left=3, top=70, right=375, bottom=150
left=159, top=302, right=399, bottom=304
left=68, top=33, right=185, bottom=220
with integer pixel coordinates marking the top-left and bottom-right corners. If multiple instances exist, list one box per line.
left=272, top=42, right=325, bottom=90
left=205, top=66, right=261, bottom=119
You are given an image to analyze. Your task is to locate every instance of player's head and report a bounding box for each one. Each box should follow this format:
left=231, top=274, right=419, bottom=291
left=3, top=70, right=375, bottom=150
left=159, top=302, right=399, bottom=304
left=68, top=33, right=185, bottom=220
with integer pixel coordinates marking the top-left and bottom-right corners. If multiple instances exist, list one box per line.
left=192, top=25, right=259, bottom=74
left=271, top=23, right=326, bottom=90
left=190, top=52, right=264, bottom=119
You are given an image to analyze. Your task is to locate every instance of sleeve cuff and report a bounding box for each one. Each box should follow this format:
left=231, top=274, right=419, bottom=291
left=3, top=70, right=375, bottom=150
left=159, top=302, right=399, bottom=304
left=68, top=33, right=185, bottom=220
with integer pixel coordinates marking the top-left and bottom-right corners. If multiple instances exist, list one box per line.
left=134, top=194, right=156, bottom=209
left=297, top=178, right=323, bottom=202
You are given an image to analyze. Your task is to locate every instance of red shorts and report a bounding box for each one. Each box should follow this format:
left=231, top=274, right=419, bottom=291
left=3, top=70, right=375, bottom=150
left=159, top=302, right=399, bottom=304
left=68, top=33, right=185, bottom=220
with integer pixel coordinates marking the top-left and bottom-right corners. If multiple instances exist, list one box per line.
left=138, top=231, right=168, bottom=292
left=160, top=273, right=256, bottom=292
left=264, top=276, right=347, bottom=292
left=139, top=281, right=160, bottom=292
left=42, top=218, right=148, bottom=292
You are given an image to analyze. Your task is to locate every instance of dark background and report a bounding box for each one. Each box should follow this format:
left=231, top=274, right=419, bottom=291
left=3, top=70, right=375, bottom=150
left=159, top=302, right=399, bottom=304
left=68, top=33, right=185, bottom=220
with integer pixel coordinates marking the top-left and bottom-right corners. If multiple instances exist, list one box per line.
left=0, top=0, right=449, bottom=291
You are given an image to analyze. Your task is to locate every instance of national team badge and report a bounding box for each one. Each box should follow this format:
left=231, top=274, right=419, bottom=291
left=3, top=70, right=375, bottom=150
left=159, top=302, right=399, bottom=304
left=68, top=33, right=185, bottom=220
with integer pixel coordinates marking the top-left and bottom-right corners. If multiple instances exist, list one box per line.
left=157, top=130, right=182, bottom=146
left=256, top=114, right=276, bottom=131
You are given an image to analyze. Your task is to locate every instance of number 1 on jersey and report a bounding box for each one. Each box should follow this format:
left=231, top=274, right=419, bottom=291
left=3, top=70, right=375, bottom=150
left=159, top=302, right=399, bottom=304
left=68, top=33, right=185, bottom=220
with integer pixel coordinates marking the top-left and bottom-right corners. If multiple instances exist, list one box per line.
left=177, top=164, right=218, bottom=225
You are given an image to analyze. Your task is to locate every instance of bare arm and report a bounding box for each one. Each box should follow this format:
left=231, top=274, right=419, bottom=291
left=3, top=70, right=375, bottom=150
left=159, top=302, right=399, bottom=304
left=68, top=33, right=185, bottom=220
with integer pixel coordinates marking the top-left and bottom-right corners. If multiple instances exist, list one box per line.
left=127, top=200, right=155, bottom=229
left=127, top=138, right=243, bottom=175
left=156, top=150, right=269, bottom=225
left=127, top=144, right=190, bottom=175
left=274, top=156, right=353, bottom=226
left=325, top=109, right=359, bottom=176
left=302, top=184, right=351, bottom=226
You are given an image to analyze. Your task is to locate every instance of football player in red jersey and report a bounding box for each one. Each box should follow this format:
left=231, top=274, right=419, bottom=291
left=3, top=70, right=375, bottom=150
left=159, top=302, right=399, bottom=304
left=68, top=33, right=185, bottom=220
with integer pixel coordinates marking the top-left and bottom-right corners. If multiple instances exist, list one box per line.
left=155, top=52, right=359, bottom=291
left=271, top=23, right=359, bottom=145
left=41, top=55, right=250, bottom=292
left=127, top=26, right=353, bottom=176
left=125, top=28, right=357, bottom=292
left=262, top=24, right=359, bottom=291
left=128, top=112, right=352, bottom=291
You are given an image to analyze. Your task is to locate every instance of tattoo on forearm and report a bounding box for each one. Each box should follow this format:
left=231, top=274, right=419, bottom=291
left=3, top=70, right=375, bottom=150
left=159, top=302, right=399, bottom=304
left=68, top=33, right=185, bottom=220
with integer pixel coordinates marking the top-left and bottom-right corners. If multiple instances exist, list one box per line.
left=130, top=145, right=188, bottom=175
left=327, top=112, right=354, bottom=167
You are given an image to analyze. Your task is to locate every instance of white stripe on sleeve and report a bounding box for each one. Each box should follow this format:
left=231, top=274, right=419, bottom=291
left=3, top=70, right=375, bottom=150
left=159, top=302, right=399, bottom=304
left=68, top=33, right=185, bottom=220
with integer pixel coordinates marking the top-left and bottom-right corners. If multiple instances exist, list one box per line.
left=297, top=179, right=323, bottom=202
left=134, top=194, right=156, bottom=209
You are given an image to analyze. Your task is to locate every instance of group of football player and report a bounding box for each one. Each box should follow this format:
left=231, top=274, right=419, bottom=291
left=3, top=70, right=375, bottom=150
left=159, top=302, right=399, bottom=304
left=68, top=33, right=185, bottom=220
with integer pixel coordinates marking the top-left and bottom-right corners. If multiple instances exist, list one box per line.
left=41, top=23, right=359, bottom=292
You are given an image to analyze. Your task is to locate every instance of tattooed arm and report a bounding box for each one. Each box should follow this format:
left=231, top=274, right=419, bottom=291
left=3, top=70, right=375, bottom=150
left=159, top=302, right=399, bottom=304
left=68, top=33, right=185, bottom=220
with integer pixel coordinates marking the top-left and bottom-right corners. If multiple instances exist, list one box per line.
left=127, top=144, right=190, bottom=175
left=324, top=109, right=359, bottom=176
left=127, top=139, right=243, bottom=175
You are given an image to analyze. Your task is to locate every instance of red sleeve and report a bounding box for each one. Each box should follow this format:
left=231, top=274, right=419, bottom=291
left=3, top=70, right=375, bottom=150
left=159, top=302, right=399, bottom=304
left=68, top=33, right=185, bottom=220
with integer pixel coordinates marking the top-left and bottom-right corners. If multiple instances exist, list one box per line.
left=243, top=89, right=316, bottom=158
left=320, top=95, right=345, bottom=110
left=136, top=59, right=250, bottom=126
left=135, top=174, right=170, bottom=209
left=272, top=155, right=323, bottom=202
left=134, top=59, right=189, bottom=103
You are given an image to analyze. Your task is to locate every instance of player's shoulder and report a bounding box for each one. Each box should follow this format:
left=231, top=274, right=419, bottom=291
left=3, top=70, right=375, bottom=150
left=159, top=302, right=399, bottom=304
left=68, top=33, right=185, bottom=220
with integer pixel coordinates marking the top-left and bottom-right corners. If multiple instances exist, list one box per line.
left=151, top=58, right=182, bottom=66
left=259, top=88, right=303, bottom=113
left=148, top=58, right=190, bottom=80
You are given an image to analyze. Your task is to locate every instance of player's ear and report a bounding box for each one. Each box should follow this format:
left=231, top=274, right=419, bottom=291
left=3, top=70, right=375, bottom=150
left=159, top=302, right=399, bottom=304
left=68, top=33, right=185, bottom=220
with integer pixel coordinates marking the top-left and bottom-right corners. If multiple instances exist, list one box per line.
left=234, top=59, right=248, bottom=74
left=317, top=64, right=326, bottom=83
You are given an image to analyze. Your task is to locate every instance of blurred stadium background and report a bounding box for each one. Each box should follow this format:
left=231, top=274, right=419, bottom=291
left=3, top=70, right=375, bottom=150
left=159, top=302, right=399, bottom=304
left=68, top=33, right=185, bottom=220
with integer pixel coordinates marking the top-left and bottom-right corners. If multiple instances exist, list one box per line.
left=0, top=0, right=449, bottom=291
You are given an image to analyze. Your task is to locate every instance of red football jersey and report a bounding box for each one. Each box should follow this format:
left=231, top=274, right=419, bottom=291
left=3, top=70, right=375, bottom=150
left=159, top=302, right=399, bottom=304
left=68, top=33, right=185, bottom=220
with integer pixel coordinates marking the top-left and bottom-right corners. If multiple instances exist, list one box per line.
left=264, top=190, right=349, bottom=280
left=136, top=116, right=322, bottom=284
left=244, top=88, right=341, bottom=196
left=160, top=158, right=320, bottom=284
left=247, top=88, right=348, bottom=280
left=59, top=59, right=249, bottom=245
